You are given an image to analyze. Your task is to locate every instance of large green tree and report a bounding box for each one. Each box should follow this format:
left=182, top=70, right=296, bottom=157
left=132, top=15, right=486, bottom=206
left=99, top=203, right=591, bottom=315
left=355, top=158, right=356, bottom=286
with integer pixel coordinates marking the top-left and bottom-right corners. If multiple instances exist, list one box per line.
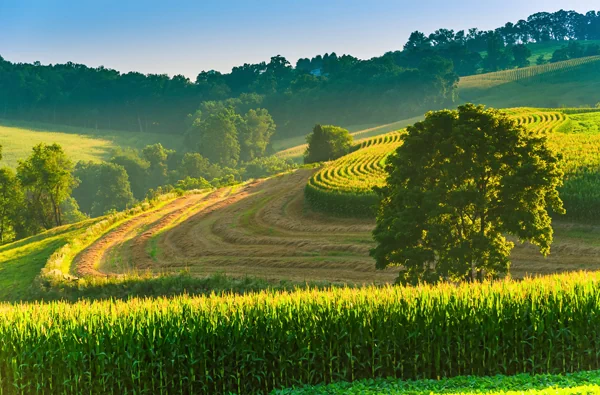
left=195, top=108, right=241, bottom=168
left=0, top=145, right=22, bottom=243
left=73, top=161, right=135, bottom=217
left=304, top=125, right=353, bottom=164
left=512, top=44, right=532, bottom=68
left=178, top=152, right=223, bottom=180
left=92, top=163, right=135, bottom=216
left=17, top=143, right=77, bottom=229
left=239, top=108, right=276, bottom=162
left=372, top=104, right=564, bottom=284
left=111, top=150, right=150, bottom=200
left=142, top=143, right=173, bottom=189
left=0, top=167, right=21, bottom=243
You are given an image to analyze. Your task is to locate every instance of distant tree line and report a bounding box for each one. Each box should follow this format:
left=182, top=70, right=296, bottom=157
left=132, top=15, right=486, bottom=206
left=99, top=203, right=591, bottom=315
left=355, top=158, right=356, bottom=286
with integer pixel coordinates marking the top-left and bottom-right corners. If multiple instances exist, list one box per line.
left=0, top=8, right=598, bottom=168
left=548, top=41, right=600, bottom=63
left=395, top=10, right=600, bottom=74
left=0, top=52, right=457, bottom=140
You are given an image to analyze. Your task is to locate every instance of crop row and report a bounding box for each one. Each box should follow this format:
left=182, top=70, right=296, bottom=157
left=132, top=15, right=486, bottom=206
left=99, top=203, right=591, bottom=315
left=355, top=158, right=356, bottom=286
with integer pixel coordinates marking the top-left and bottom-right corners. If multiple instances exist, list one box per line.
left=305, top=132, right=402, bottom=215
left=306, top=109, right=600, bottom=220
left=2, top=272, right=600, bottom=393
left=460, top=56, right=600, bottom=85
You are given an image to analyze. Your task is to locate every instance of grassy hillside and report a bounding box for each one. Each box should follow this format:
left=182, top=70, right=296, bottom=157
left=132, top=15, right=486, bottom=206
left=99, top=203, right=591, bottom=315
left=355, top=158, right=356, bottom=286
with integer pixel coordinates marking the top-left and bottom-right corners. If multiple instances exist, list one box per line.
left=0, top=119, right=186, bottom=167
left=477, top=40, right=600, bottom=69
left=0, top=219, right=99, bottom=300
left=4, top=109, right=600, bottom=302
left=274, top=115, right=423, bottom=162
left=459, top=56, right=600, bottom=108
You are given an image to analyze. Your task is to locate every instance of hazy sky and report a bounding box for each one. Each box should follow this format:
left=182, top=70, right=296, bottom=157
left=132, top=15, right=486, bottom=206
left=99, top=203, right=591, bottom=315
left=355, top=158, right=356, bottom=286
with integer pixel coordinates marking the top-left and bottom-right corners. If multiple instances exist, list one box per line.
left=1, top=0, right=597, bottom=78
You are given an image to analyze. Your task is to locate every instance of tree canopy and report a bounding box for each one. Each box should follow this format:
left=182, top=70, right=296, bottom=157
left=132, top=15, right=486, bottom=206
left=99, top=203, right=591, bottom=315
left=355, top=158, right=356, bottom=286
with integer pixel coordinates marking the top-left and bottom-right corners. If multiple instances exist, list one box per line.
left=73, top=162, right=135, bottom=217
left=0, top=9, right=599, bottom=146
left=17, top=143, right=77, bottom=230
left=371, top=104, right=565, bottom=284
left=304, top=125, right=353, bottom=164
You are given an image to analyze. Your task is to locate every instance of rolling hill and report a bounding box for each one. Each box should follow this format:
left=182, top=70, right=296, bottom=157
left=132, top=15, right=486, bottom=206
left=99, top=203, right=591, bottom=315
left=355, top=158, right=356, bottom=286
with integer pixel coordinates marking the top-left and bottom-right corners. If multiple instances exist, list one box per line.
left=274, top=116, right=423, bottom=162
left=458, top=56, right=600, bottom=108
left=0, top=119, right=186, bottom=168
left=306, top=108, right=600, bottom=220
left=2, top=108, right=599, bottom=304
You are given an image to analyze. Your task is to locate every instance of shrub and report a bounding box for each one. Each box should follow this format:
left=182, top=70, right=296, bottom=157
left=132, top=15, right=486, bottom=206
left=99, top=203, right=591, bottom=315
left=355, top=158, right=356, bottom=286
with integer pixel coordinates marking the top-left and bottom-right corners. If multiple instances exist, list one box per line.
left=304, top=124, right=353, bottom=164
left=243, top=156, right=297, bottom=179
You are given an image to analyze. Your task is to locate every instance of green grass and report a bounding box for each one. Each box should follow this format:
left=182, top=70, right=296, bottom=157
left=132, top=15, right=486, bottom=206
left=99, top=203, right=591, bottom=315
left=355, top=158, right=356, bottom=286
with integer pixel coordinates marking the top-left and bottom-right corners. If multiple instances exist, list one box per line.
left=0, top=220, right=96, bottom=300
left=526, top=40, right=600, bottom=64
left=0, top=119, right=186, bottom=167
left=275, top=370, right=600, bottom=394
left=458, top=56, right=600, bottom=108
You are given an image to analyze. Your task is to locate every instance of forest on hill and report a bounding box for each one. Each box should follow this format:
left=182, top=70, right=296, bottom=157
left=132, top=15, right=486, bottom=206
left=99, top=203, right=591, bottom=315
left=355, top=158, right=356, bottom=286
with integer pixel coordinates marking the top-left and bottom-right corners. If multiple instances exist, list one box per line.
left=1, top=10, right=599, bottom=141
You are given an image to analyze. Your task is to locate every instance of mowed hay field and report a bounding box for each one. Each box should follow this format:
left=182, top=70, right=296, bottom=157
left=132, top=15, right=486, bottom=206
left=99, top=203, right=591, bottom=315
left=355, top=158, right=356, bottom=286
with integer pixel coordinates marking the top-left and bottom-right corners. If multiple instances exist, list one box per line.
left=68, top=173, right=600, bottom=284
left=0, top=119, right=185, bottom=167
left=73, top=170, right=399, bottom=284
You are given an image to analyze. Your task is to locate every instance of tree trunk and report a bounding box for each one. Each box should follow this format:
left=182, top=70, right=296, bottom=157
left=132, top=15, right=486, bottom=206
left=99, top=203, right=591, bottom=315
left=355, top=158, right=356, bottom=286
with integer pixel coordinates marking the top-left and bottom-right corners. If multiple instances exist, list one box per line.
left=49, top=193, right=60, bottom=228
left=0, top=214, right=4, bottom=244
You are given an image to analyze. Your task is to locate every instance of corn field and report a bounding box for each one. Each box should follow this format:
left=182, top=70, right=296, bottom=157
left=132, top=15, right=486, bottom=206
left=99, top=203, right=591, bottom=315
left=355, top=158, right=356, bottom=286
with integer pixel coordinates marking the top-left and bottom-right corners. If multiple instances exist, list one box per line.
left=459, top=56, right=600, bottom=89
left=305, top=132, right=402, bottom=215
left=1, top=272, right=600, bottom=394
left=305, top=108, right=600, bottom=220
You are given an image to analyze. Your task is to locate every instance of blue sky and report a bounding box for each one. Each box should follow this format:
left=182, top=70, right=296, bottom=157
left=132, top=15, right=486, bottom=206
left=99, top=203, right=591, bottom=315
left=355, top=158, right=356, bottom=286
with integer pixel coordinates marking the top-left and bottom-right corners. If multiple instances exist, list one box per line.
left=1, top=0, right=597, bottom=78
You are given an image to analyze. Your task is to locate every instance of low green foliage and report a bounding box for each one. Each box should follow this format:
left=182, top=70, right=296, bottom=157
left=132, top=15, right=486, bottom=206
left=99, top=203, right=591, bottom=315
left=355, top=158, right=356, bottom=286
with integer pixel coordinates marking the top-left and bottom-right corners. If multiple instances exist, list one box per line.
left=243, top=156, right=297, bottom=179
left=2, top=272, right=600, bottom=393
left=34, top=271, right=337, bottom=302
left=276, top=370, right=600, bottom=394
